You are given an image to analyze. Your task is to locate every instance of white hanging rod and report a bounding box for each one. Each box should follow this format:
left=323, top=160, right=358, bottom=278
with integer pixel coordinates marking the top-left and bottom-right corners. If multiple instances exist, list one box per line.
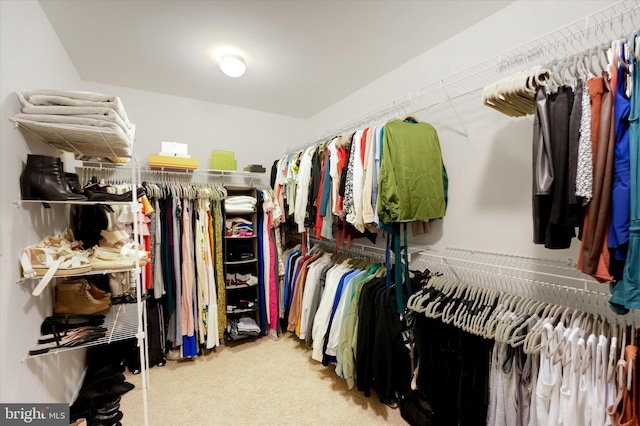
left=308, top=235, right=419, bottom=262
left=80, top=165, right=261, bottom=179
left=80, top=161, right=264, bottom=177
left=416, top=259, right=621, bottom=321
left=285, top=0, right=638, bottom=156
left=412, top=246, right=598, bottom=291
left=419, top=257, right=610, bottom=300
left=309, top=237, right=390, bottom=263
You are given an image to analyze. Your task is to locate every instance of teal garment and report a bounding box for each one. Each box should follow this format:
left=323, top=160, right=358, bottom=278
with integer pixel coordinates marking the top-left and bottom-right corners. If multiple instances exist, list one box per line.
left=377, top=120, right=446, bottom=224
left=611, top=32, right=640, bottom=311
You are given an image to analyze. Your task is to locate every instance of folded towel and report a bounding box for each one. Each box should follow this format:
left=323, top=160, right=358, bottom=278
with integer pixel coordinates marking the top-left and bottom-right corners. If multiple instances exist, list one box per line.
left=26, top=94, right=132, bottom=129
left=237, top=317, right=261, bottom=333
left=225, top=206, right=255, bottom=214
left=226, top=196, right=257, bottom=205
left=19, top=94, right=131, bottom=136
left=13, top=113, right=125, bottom=134
left=23, top=89, right=117, bottom=103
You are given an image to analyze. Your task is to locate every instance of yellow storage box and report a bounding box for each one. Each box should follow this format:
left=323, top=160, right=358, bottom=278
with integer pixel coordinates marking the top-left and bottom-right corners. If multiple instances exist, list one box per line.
left=148, top=155, right=199, bottom=170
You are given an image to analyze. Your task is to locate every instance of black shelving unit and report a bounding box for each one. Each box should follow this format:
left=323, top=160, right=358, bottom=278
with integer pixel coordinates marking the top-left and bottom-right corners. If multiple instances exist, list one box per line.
left=222, top=186, right=261, bottom=341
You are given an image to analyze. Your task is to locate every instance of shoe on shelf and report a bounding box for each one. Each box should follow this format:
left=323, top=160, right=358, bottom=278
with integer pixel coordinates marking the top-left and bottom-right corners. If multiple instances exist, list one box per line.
left=28, top=327, right=106, bottom=355
left=21, top=246, right=92, bottom=278
left=118, top=242, right=150, bottom=264
left=20, top=154, right=87, bottom=201
left=87, top=281, right=111, bottom=301
left=65, top=173, right=84, bottom=195
left=21, top=236, right=93, bottom=297
left=38, top=325, right=108, bottom=344
left=99, top=230, right=130, bottom=248
left=40, top=315, right=105, bottom=335
left=54, top=282, right=111, bottom=316
left=90, top=247, right=136, bottom=271
left=108, top=272, right=127, bottom=297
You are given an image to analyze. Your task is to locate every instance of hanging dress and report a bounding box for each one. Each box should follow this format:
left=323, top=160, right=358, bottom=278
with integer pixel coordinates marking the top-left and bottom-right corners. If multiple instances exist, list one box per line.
left=611, top=32, right=640, bottom=310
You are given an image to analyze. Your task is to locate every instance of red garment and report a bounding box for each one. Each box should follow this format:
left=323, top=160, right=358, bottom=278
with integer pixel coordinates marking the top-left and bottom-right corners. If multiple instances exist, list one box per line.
left=268, top=212, right=278, bottom=331
left=144, top=235, right=151, bottom=290
left=360, top=128, right=369, bottom=165
left=314, top=150, right=330, bottom=238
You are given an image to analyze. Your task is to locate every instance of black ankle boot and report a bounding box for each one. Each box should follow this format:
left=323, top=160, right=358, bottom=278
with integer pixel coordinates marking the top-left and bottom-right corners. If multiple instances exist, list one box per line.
left=65, top=172, right=84, bottom=195
left=20, top=155, right=87, bottom=201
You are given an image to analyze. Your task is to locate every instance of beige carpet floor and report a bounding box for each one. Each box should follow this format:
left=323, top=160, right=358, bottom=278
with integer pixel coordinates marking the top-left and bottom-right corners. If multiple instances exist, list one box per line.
left=120, top=334, right=407, bottom=425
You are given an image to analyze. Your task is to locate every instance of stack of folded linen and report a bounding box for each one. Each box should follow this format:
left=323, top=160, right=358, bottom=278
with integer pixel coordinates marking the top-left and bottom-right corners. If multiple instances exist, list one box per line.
left=237, top=317, right=260, bottom=334
left=225, top=217, right=254, bottom=237
left=224, top=195, right=256, bottom=214
left=13, top=90, right=134, bottom=157
left=226, top=316, right=261, bottom=340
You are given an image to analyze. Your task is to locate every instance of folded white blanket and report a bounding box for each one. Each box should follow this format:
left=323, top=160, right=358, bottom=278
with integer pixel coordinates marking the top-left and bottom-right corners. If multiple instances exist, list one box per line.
left=19, top=94, right=131, bottom=136
left=225, top=206, right=255, bottom=214
left=26, top=94, right=132, bottom=128
left=13, top=113, right=125, bottom=134
left=23, top=89, right=116, bottom=102
left=226, top=196, right=257, bottom=205
left=237, top=317, right=261, bottom=333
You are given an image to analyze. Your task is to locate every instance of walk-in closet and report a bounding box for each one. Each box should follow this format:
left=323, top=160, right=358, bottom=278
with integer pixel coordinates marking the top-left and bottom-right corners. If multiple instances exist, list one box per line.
left=1, top=1, right=639, bottom=425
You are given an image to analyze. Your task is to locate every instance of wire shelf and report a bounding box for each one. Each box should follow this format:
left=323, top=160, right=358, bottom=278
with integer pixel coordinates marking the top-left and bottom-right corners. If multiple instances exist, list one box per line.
left=10, top=118, right=133, bottom=158
left=23, top=303, right=139, bottom=360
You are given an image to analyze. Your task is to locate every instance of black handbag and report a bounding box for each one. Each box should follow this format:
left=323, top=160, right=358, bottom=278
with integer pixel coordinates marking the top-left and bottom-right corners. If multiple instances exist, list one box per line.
left=399, top=390, right=433, bottom=426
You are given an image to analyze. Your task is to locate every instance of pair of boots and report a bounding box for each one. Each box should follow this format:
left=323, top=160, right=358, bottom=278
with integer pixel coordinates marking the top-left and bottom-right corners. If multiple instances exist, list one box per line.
left=20, top=154, right=87, bottom=201
left=54, top=280, right=111, bottom=316
left=71, top=366, right=132, bottom=426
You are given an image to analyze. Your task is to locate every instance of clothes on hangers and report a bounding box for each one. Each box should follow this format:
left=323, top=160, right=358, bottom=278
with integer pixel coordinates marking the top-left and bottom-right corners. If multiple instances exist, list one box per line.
left=278, top=242, right=417, bottom=406
left=610, top=31, right=640, bottom=312
left=406, top=273, right=639, bottom=426
left=526, top=37, right=638, bottom=297
left=272, top=117, right=447, bottom=251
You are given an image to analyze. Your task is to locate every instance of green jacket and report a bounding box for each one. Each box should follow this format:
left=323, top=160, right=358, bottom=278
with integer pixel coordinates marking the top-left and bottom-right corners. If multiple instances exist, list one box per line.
left=377, top=120, right=446, bottom=224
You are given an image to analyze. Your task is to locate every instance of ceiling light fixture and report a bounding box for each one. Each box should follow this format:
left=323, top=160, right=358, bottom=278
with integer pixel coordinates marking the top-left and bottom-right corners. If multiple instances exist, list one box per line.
left=219, top=54, right=246, bottom=78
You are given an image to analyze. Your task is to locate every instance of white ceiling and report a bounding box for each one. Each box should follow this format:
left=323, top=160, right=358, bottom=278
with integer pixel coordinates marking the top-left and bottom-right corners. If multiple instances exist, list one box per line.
left=40, top=1, right=512, bottom=118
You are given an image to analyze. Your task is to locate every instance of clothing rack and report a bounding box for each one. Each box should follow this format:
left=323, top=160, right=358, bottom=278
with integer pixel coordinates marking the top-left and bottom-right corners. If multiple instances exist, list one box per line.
left=412, top=245, right=596, bottom=289
left=286, top=0, right=639, bottom=153
left=308, top=235, right=418, bottom=263
left=308, top=236, right=386, bottom=263
left=411, top=245, right=640, bottom=324
left=79, top=164, right=264, bottom=187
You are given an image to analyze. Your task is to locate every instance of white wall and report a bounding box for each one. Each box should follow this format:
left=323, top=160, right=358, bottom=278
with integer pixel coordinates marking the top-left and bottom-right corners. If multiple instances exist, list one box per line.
left=81, top=81, right=307, bottom=174
left=306, top=0, right=618, bottom=262
left=0, top=0, right=87, bottom=404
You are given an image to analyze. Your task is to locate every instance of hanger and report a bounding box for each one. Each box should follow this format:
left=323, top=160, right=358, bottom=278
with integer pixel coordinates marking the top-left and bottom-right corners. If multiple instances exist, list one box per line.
left=471, top=287, right=493, bottom=335
left=631, top=32, right=640, bottom=61
left=441, top=281, right=465, bottom=324
left=453, top=285, right=475, bottom=328
left=485, top=292, right=513, bottom=340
